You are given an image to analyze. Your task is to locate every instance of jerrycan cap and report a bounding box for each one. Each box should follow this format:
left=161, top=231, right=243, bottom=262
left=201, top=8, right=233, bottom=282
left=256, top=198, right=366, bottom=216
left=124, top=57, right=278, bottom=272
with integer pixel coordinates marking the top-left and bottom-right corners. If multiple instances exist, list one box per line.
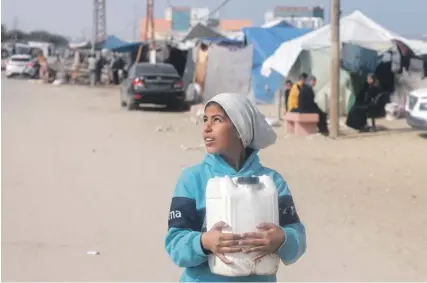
left=236, top=176, right=260, bottom=185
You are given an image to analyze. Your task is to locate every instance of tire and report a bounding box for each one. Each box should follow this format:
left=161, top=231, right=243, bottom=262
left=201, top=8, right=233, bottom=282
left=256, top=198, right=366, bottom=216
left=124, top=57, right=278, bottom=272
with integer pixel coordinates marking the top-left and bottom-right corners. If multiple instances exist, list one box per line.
left=120, top=91, right=127, bottom=107
left=181, top=102, right=190, bottom=111
left=127, top=96, right=137, bottom=110
left=127, top=103, right=138, bottom=110
left=167, top=101, right=190, bottom=111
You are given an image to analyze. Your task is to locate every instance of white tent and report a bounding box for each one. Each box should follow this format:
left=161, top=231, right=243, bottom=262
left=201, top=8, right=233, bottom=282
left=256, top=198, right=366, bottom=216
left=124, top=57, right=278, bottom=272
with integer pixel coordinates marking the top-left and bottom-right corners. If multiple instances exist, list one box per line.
left=261, top=10, right=427, bottom=78
left=259, top=10, right=427, bottom=115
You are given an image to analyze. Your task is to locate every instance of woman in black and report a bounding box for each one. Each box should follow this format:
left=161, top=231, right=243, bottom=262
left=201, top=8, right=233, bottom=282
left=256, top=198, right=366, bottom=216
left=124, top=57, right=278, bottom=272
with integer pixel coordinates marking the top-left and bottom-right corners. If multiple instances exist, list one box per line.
left=346, top=74, right=381, bottom=132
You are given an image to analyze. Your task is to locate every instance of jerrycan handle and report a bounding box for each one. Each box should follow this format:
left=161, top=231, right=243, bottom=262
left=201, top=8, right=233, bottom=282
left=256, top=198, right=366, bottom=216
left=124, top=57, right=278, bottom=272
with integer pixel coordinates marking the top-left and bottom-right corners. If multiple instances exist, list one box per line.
left=236, top=176, right=260, bottom=186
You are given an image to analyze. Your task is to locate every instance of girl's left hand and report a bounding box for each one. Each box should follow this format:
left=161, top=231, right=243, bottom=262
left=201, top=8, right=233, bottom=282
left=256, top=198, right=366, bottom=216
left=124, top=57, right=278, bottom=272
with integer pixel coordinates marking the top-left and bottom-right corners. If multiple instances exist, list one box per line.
left=239, top=223, right=285, bottom=261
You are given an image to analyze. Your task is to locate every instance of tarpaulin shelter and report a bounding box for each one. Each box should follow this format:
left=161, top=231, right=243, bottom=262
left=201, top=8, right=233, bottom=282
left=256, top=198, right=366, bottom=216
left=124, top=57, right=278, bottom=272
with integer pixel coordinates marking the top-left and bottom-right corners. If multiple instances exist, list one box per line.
left=261, top=10, right=427, bottom=112
left=103, top=35, right=145, bottom=53
left=183, top=23, right=225, bottom=41
left=242, top=27, right=310, bottom=103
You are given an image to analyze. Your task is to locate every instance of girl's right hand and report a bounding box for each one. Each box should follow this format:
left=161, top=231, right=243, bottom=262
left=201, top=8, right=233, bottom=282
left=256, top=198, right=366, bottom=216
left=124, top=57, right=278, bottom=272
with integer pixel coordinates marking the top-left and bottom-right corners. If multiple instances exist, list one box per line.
left=201, top=221, right=242, bottom=264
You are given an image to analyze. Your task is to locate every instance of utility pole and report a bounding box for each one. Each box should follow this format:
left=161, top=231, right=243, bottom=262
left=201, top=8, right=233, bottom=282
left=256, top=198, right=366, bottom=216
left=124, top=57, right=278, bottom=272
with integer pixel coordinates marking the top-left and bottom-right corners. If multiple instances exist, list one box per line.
left=330, top=0, right=340, bottom=138
left=139, top=0, right=156, bottom=63
left=132, top=4, right=138, bottom=42
left=12, top=16, right=18, bottom=42
left=92, top=0, right=107, bottom=53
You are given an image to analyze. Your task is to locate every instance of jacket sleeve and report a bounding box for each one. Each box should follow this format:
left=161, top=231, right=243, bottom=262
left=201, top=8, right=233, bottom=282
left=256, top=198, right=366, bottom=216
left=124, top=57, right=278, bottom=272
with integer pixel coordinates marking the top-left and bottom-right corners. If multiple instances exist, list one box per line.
left=272, top=172, right=307, bottom=265
left=164, top=168, right=208, bottom=268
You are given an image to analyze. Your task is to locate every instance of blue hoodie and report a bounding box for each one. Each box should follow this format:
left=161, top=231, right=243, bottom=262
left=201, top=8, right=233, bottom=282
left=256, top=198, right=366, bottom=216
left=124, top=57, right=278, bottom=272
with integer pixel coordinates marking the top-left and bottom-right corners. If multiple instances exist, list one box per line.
left=165, top=150, right=306, bottom=282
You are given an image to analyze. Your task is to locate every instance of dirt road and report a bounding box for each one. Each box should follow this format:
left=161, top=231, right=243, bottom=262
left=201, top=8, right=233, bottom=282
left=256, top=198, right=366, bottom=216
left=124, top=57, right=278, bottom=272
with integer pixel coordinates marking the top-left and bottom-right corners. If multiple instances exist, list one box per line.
left=2, top=77, right=426, bottom=281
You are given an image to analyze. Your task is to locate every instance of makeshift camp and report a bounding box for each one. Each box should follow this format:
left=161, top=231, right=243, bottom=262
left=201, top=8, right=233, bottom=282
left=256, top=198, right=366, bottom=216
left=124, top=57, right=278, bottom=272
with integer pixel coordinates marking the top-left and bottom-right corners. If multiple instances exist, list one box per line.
left=261, top=10, right=427, bottom=113
left=243, top=27, right=311, bottom=104
left=203, top=44, right=253, bottom=102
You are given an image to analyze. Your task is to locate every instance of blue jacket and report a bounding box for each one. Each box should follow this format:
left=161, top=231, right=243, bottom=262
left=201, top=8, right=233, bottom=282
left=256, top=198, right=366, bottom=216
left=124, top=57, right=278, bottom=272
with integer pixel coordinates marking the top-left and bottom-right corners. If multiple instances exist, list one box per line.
left=165, top=150, right=306, bottom=282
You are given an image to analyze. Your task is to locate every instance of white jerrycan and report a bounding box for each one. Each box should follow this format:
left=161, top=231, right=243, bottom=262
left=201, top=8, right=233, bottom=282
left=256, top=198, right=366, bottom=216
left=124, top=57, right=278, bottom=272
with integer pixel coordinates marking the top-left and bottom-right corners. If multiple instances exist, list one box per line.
left=205, top=175, right=280, bottom=277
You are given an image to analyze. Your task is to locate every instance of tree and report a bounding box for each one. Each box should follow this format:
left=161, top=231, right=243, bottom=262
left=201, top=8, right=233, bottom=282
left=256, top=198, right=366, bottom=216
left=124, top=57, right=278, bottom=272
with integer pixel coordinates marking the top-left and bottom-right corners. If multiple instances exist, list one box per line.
left=1, top=25, right=69, bottom=46
left=2, top=24, right=8, bottom=41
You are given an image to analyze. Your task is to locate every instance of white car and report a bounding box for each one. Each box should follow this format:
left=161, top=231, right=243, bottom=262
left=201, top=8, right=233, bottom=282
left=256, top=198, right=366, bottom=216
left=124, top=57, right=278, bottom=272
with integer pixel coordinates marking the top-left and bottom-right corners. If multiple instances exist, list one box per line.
left=5, top=54, right=32, bottom=78
left=405, top=87, right=427, bottom=130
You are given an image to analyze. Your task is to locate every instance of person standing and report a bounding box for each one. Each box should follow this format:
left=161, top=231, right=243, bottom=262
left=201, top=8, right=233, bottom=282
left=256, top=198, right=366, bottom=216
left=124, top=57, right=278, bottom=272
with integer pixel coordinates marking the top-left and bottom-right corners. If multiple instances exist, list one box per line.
left=88, top=54, right=96, bottom=87
left=165, top=92, right=306, bottom=282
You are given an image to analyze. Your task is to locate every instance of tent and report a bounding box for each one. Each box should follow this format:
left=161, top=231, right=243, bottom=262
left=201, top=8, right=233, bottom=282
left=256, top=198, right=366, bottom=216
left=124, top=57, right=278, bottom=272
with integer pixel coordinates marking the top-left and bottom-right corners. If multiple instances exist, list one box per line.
left=183, top=23, right=225, bottom=41
left=260, top=10, right=427, bottom=112
left=103, top=35, right=145, bottom=53
left=262, top=10, right=426, bottom=78
left=243, top=27, right=311, bottom=103
left=261, top=19, right=295, bottom=28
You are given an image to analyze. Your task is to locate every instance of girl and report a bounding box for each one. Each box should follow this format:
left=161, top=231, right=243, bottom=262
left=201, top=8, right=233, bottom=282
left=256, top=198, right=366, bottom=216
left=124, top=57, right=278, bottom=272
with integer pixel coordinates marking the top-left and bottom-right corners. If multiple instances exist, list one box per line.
left=165, top=93, right=306, bottom=282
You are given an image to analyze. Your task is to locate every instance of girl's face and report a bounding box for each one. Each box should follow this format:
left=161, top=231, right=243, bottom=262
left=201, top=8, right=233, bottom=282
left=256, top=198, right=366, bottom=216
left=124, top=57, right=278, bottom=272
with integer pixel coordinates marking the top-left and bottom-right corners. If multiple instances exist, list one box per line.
left=367, top=76, right=374, bottom=84
left=202, top=103, right=242, bottom=155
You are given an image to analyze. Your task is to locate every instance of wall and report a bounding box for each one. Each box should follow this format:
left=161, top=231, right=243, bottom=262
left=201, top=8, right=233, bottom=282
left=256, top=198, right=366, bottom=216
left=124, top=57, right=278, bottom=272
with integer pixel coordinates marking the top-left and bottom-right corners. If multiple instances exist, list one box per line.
left=273, top=6, right=324, bottom=19
left=171, top=8, right=191, bottom=31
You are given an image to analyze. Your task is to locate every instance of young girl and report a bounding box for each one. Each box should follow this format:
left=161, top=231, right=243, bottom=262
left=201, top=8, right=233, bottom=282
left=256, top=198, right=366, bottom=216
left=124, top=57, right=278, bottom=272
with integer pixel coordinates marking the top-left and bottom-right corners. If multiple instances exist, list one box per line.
left=165, top=93, right=306, bottom=282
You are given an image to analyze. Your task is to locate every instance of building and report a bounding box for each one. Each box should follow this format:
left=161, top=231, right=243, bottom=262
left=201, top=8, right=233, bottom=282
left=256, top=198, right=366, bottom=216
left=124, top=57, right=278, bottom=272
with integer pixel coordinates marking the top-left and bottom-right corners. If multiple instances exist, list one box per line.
left=265, top=6, right=325, bottom=29
left=139, top=18, right=171, bottom=40
left=219, top=19, right=252, bottom=32
left=139, top=7, right=252, bottom=40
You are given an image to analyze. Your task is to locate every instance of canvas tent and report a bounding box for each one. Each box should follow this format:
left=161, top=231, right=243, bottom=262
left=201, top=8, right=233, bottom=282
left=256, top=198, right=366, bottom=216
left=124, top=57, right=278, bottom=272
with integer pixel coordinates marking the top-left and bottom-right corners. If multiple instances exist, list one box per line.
left=243, top=27, right=311, bottom=103
left=261, top=10, right=427, bottom=112
left=261, top=10, right=426, bottom=78
left=203, top=44, right=254, bottom=103
left=103, top=35, right=145, bottom=53
left=261, top=19, right=295, bottom=28
left=183, top=23, right=225, bottom=41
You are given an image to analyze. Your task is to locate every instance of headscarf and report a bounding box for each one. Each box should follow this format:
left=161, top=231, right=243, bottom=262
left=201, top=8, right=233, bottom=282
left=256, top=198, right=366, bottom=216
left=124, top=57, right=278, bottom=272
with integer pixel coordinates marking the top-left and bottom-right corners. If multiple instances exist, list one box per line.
left=205, top=93, right=277, bottom=149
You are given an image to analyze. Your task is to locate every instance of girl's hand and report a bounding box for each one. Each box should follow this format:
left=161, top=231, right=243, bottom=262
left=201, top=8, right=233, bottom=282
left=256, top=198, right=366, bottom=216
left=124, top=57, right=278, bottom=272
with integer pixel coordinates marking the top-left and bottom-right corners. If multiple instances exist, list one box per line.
left=240, top=223, right=285, bottom=261
left=201, top=221, right=242, bottom=264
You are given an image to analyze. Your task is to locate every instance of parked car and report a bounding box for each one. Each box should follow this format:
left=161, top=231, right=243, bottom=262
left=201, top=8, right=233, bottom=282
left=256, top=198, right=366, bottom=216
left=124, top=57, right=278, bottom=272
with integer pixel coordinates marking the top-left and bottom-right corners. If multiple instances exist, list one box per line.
left=119, top=63, right=187, bottom=110
left=405, top=87, right=427, bottom=131
left=5, top=54, right=32, bottom=78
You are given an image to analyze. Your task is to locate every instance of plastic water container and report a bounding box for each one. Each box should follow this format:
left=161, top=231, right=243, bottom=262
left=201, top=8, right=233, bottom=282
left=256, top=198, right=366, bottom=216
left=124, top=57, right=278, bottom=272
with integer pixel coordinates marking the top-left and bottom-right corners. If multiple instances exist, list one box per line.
left=205, top=175, right=280, bottom=277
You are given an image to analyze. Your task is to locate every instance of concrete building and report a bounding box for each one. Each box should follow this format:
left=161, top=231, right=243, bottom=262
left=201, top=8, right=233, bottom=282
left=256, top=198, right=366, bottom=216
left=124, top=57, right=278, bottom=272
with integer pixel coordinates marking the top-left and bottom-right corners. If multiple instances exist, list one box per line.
left=139, top=7, right=252, bottom=40
left=219, top=19, right=252, bottom=32
left=265, top=6, right=325, bottom=29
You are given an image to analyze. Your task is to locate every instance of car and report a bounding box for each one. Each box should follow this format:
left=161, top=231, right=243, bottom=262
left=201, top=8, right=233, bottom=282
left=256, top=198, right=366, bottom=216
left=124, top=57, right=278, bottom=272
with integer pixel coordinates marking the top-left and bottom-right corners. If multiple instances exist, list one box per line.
left=120, top=62, right=187, bottom=110
left=405, top=87, right=427, bottom=131
left=5, top=54, right=32, bottom=78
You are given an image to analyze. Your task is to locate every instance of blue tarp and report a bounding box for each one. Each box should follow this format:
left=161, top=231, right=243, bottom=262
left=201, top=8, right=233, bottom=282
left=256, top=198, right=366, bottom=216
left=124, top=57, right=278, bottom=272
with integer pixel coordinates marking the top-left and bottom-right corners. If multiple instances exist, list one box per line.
left=200, top=37, right=244, bottom=45
left=341, top=43, right=379, bottom=73
left=103, top=35, right=145, bottom=53
left=243, top=27, right=311, bottom=104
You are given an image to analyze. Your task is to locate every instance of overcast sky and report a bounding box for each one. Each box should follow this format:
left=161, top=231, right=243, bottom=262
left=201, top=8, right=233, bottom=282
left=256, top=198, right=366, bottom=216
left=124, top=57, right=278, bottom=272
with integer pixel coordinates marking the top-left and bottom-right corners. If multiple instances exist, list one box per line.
left=2, top=0, right=426, bottom=40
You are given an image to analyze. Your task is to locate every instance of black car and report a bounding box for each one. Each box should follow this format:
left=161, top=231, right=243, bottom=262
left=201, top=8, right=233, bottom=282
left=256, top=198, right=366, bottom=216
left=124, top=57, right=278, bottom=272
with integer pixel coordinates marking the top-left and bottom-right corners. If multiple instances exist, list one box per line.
left=120, top=62, right=187, bottom=110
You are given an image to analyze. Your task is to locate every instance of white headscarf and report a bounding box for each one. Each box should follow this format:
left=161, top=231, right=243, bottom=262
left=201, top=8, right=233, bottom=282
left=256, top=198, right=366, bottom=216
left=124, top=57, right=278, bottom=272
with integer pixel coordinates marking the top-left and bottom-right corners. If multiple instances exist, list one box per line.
left=205, top=93, right=277, bottom=149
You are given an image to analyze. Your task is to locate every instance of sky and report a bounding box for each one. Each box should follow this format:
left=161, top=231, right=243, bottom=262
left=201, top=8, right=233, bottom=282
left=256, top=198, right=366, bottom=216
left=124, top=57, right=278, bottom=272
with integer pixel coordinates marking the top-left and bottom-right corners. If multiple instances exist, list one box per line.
left=1, top=0, right=426, bottom=41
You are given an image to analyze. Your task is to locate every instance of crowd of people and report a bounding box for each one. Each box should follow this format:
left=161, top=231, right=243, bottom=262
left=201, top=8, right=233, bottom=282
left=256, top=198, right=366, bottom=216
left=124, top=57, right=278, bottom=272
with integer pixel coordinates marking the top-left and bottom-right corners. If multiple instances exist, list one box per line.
left=283, top=72, right=387, bottom=135
left=283, top=73, right=329, bottom=136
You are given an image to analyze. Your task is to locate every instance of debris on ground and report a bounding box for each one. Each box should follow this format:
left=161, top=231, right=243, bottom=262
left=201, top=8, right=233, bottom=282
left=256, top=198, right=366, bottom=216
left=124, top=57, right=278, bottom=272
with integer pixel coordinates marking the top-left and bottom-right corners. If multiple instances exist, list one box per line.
left=156, top=126, right=173, bottom=132
left=86, top=250, right=100, bottom=255
left=265, top=117, right=281, bottom=127
left=180, top=144, right=205, bottom=151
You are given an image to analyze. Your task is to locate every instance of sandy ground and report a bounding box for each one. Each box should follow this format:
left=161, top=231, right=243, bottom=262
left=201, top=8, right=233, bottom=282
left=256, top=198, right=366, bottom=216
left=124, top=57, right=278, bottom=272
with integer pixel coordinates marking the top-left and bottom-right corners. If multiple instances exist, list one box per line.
left=1, top=77, right=426, bottom=282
